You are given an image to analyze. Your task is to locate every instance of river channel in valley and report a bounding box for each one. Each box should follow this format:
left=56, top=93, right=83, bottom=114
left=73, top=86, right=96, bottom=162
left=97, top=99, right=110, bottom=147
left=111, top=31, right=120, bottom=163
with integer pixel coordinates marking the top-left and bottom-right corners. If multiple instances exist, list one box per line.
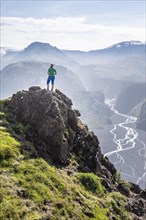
left=96, top=98, right=146, bottom=189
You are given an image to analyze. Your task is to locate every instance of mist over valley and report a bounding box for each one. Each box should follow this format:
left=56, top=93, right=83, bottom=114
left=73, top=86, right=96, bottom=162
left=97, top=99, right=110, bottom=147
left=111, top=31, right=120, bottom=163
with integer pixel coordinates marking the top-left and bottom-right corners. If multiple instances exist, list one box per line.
left=1, top=40, right=146, bottom=188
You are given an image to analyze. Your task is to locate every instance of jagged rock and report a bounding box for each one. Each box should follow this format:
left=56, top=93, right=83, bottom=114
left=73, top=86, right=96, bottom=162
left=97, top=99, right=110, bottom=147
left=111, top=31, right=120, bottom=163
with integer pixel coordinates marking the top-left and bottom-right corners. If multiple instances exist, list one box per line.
left=73, top=123, right=101, bottom=173
left=117, top=183, right=130, bottom=197
left=101, top=178, right=113, bottom=192
left=3, top=87, right=146, bottom=219
left=99, top=155, right=117, bottom=177
left=7, top=88, right=103, bottom=171
left=74, top=109, right=81, bottom=117
left=140, top=190, right=146, bottom=200
left=29, top=86, right=41, bottom=92
left=7, top=88, right=77, bottom=164
left=127, top=199, right=145, bottom=217
left=129, top=182, right=142, bottom=194
left=6, top=88, right=114, bottom=177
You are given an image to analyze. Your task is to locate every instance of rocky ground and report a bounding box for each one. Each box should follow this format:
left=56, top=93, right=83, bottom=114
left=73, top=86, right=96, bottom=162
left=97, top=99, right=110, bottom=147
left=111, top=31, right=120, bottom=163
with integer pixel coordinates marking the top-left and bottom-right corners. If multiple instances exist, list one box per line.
left=0, top=86, right=145, bottom=220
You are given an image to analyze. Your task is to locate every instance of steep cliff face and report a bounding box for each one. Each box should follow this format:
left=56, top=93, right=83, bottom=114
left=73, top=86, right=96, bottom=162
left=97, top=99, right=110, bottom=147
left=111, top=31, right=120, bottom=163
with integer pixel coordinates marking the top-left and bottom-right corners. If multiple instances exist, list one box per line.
left=7, top=87, right=77, bottom=164
left=116, top=83, right=145, bottom=114
left=1, top=87, right=146, bottom=220
left=130, top=99, right=146, bottom=131
left=136, top=101, right=146, bottom=131
left=6, top=87, right=115, bottom=177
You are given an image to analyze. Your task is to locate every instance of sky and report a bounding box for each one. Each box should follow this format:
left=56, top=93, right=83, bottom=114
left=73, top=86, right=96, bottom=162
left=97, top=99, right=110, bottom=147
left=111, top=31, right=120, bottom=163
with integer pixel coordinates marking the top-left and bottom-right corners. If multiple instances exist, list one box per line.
left=1, top=0, right=145, bottom=51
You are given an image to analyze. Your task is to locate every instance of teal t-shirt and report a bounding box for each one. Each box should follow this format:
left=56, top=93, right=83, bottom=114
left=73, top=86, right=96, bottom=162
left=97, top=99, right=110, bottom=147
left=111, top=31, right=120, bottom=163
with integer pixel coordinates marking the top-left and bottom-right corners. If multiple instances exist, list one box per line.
left=48, top=68, right=56, bottom=76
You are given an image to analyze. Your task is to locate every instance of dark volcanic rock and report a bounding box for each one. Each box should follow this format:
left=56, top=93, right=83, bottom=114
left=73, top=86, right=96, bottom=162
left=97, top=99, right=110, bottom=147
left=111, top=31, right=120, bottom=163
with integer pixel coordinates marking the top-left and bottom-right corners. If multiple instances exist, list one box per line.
left=6, top=87, right=115, bottom=177
left=6, top=87, right=102, bottom=171
left=7, top=87, right=76, bottom=164
left=117, top=183, right=130, bottom=197
left=126, top=199, right=145, bottom=217
left=129, top=182, right=142, bottom=194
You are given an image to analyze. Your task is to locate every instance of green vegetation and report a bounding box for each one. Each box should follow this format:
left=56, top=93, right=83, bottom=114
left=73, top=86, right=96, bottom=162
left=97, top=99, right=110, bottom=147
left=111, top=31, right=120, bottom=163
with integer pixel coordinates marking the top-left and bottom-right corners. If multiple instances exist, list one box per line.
left=77, top=173, right=105, bottom=196
left=0, top=128, right=21, bottom=167
left=106, top=192, right=131, bottom=220
left=115, top=170, right=132, bottom=192
left=0, top=100, right=133, bottom=220
left=115, top=170, right=122, bottom=183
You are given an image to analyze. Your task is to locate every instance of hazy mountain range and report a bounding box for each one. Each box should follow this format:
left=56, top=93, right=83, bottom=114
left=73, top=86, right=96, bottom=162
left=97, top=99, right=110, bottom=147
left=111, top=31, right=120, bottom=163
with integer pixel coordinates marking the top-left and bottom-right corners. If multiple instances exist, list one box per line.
left=1, top=40, right=146, bottom=131
left=115, top=83, right=146, bottom=131
left=130, top=99, right=146, bottom=131
left=116, top=83, right=146, bottom=114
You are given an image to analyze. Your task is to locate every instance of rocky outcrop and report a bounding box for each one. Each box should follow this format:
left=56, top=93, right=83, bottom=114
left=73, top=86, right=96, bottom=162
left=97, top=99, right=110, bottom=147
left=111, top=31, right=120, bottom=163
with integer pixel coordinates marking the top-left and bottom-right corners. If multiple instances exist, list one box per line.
left=5, top=87, right=146, bottom=219
left=6, top=87, right=115, bottom=177
left=7, top=87, right=76, bottom=164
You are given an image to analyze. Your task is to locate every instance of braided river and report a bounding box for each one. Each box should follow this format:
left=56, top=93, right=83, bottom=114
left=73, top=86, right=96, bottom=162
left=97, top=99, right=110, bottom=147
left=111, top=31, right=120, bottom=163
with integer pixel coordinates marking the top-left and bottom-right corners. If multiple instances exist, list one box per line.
left=97, top=98, right=146, bottom=189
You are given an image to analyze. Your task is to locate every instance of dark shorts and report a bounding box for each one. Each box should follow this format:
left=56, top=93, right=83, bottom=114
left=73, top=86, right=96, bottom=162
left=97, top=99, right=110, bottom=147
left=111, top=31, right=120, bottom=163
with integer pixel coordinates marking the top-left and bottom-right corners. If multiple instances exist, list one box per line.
left=47, top=76, right=55, bottom=84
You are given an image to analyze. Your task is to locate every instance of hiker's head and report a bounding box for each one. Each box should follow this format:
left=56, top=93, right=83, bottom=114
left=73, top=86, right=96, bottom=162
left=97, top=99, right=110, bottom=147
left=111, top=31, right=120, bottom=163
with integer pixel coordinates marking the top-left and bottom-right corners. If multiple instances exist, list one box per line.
left=50, top=64, right=54, bottom=68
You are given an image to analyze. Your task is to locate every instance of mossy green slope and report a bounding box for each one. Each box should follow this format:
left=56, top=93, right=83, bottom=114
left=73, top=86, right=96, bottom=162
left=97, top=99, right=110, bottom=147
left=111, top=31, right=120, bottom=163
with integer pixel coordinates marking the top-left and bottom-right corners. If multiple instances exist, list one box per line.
left=0, top=100, right=132, bottom=220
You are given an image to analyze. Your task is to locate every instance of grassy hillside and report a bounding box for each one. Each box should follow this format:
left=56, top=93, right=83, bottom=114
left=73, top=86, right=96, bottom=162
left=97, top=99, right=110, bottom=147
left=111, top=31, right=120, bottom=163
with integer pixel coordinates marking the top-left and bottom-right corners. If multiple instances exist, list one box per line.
left=0, top=99, right=133, bottom=220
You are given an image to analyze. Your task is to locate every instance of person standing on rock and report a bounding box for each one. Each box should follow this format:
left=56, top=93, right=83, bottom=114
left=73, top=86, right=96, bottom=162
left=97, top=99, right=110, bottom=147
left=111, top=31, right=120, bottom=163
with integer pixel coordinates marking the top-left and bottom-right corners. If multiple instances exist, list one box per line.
left=47, top=64, right=57, bottom=91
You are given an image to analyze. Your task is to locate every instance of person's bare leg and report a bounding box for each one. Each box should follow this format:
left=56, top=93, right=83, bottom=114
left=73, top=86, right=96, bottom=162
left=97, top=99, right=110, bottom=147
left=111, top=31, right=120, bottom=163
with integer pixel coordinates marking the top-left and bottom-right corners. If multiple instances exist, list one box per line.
left=47, top=84, right=49, bottom=90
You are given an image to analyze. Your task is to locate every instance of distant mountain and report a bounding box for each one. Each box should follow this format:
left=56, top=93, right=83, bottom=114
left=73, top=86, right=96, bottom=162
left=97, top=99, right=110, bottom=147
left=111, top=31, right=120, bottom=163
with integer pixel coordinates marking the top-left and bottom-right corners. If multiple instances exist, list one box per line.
left=136, top=101, right=146, bottom=131
left=0, top=48, right=21, bottom=69
left=73, top=91, right=113, bottom=130
left=1, top=60, right=113, bottom=130
left=115, top=83, right=146, bottom=114
left=0, top=47, right=19, bottom=57
left=77, top=62, right=144, bottom=98
left=1, top=40, right=145, bottom=131
left=1, top=42, right=79, bottom=72
left=130, top=99, right=146, bottom=131
left=63, top=41, right=145, bottom=65
left=0, top=61, right=84, bottom=99
left=108, top=40, right=144, bottom=47
left=1, top=41, right=145, bottom=84
left=64, top=41, right=145, bottom=96
left=88, top=40, right=145, bottom=58
left=0, top=47, right=8, bottom=56
left=13, top=42, right=69, bottom=62
left=2, top=40, right=145, bottom=68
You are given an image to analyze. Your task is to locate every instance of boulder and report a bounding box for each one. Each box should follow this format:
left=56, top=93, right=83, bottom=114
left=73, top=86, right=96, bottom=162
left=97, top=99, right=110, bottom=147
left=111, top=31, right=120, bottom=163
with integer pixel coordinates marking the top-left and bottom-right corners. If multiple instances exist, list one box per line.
left=7, top=88, right=77, bottom=164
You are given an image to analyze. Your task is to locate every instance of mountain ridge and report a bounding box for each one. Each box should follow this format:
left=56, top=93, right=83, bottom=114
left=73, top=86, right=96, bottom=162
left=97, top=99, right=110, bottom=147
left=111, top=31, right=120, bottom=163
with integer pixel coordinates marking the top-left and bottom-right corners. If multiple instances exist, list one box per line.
left=1, top=40, right=145, bottom=58
left=0, top=87, right=145, bottom=219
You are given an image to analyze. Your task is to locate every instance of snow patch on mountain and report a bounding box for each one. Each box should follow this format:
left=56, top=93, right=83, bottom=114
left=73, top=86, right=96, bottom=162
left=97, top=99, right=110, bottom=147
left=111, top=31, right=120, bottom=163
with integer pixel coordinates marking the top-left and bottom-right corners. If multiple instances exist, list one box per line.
left=109, top=41, right=145, bottom=49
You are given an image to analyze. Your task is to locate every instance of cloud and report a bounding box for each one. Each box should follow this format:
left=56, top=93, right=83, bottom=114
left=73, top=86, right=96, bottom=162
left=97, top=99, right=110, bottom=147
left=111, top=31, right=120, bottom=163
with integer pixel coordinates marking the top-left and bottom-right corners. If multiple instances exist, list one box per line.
left=1, top=16, right=145, bottom=51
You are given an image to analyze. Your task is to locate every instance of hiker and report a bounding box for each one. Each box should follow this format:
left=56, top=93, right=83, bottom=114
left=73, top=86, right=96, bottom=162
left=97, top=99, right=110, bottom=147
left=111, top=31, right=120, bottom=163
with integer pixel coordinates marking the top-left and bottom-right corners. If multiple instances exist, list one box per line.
left=47, top=64, right=57, bottom=91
